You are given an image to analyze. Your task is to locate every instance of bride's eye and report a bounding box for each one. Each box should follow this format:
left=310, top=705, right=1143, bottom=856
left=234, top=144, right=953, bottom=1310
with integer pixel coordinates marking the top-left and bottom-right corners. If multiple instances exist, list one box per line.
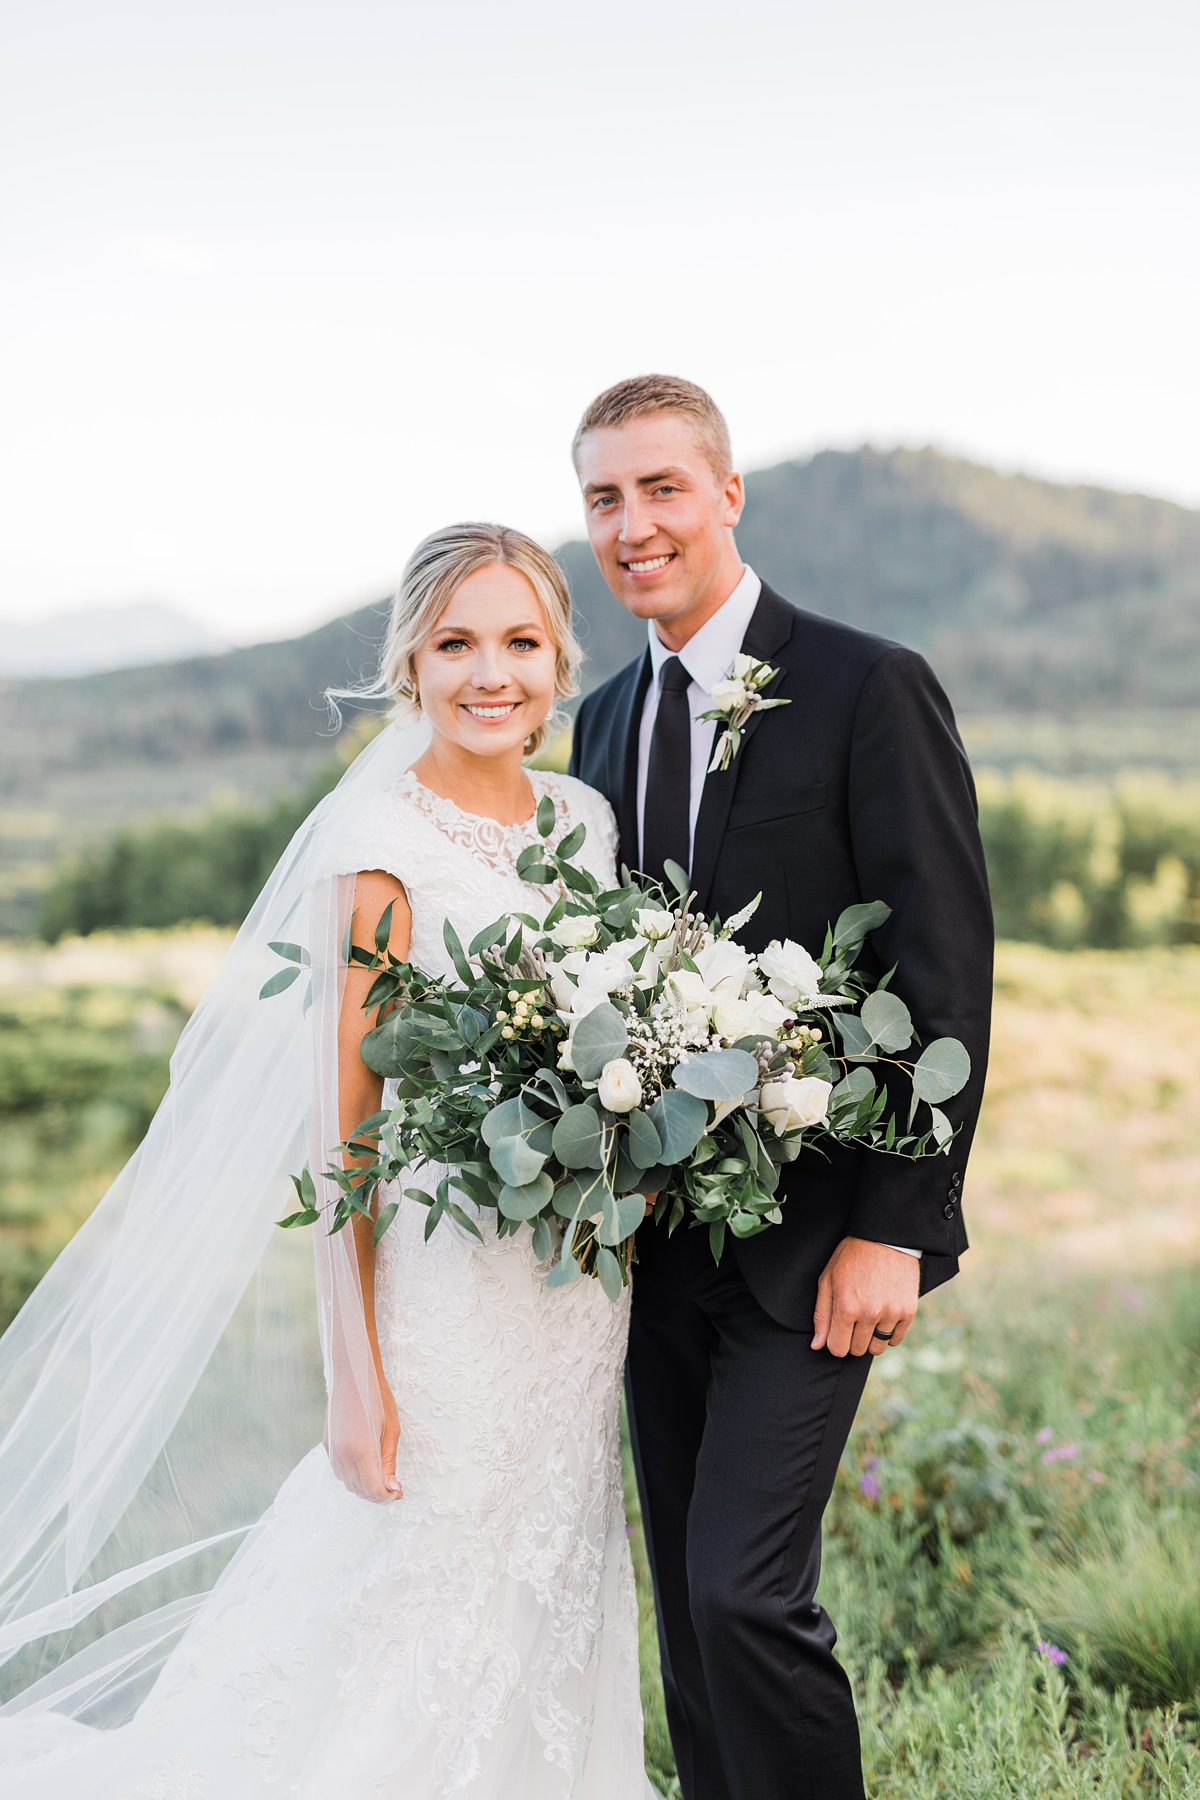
left=510, top=636, right=541, bottom=652
left=434, top=636, right=470, bottom=653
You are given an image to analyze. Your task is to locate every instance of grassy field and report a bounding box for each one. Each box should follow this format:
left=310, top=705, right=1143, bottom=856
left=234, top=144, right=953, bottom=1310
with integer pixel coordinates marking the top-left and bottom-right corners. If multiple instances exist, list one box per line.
left=3, top=934, right=1200, bottom=1793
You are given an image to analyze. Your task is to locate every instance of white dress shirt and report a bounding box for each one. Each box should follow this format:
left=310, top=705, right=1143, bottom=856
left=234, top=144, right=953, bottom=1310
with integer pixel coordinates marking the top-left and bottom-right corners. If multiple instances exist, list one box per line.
left=636, top=564, right=763, bottom=871
left=634, top=566, right=922, bottom=1267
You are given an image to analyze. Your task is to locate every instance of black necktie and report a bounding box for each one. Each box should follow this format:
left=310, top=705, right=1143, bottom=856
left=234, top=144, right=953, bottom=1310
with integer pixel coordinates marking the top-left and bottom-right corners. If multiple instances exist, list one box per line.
left=642, top=656, right=692, bottom=888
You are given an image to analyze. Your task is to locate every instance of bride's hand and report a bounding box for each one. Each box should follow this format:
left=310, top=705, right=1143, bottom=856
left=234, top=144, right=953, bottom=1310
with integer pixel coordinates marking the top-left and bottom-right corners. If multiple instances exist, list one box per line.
left=324, top=1379, right=403, bottom=1503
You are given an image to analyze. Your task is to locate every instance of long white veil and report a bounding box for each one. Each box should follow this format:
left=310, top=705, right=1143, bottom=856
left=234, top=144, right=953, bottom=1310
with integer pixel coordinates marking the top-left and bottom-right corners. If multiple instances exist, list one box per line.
left=0, top=719, right=430, bottom=1727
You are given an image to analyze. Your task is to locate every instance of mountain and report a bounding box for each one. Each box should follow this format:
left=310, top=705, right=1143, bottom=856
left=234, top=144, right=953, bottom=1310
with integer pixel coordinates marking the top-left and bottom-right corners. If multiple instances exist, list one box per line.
left=0, top=602, right=230, bottom=679
left=5, top=446, right=1200, bottom=937
left=557, top=447, right=1200, bottom=712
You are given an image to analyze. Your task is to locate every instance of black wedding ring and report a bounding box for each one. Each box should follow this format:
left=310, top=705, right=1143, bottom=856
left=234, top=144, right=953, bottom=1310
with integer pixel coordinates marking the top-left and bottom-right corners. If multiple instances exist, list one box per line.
left=871, top=1325, right=895, bottom=1341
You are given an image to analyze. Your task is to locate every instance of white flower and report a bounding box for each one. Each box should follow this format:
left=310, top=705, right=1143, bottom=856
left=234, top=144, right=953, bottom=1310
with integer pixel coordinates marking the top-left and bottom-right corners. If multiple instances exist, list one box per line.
left=712, top=995, right=753, bottom=1041
left=757, top=938, right=825, bottom=1009
left=597, top=1057, right=643, bottom=1112
left=692, top=937, right=753, bottom=1000
left=570, top=951, right=636, bottom=1019
left=742, top=988, right=791, bottom=1034
left=550, top=913, right=599, bottom=949
left=557, top=1037, right=575, bottom=1071
left=709, top=675, right=748, bottom=710
left=731, top=651, right=757, bottom=679
left=758, top=1075, right=832, bottom=1134
left=635, top=907, right=676, bottom=941
left=664, top=968, right=714, bottom=1034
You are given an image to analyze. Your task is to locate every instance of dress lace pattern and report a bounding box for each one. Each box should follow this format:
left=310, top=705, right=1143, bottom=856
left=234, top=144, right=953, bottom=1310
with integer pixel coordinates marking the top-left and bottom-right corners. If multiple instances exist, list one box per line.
left=0, top=773, right=648, bottom=1800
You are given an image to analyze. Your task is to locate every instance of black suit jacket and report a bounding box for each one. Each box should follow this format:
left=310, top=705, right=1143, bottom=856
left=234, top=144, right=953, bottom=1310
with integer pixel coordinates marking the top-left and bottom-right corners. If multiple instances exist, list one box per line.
left=570, top=582, right=994, bottom=1329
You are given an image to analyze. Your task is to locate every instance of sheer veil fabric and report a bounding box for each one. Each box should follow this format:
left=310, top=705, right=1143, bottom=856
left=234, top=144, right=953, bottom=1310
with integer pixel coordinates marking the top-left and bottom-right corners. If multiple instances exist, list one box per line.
left=0, top=721, right=433, bottom=1726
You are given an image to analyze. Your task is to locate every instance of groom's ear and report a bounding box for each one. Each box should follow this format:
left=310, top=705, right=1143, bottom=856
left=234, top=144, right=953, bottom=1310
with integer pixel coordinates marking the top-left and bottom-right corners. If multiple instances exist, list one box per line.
left=722, top=469, right=746, bottom=530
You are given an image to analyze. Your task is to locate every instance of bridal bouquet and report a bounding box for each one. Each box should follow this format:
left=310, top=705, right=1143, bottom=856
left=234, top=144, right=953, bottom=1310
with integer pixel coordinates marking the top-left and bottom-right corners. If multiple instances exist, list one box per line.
left=265, top=802, right=969, bottom=1301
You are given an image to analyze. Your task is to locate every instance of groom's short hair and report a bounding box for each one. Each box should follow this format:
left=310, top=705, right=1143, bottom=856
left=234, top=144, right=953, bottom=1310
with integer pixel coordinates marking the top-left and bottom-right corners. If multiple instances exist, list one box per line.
left=572, top=374, right=732, bottom=479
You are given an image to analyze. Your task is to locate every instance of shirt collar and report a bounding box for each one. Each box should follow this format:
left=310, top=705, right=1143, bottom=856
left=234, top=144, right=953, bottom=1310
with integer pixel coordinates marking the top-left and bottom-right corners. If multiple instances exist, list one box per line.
left=647, top=565, right=763, bottom=696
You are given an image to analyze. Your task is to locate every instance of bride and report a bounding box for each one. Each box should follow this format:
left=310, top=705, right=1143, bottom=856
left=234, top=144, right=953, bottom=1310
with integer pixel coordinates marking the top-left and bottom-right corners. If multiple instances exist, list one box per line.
left=0, top=524, right=653, bottom=1797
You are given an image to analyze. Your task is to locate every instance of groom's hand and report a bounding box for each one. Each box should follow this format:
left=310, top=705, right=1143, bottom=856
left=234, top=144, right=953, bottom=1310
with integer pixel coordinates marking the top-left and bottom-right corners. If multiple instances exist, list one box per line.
left=811, top=1237, right=920, bottom=1358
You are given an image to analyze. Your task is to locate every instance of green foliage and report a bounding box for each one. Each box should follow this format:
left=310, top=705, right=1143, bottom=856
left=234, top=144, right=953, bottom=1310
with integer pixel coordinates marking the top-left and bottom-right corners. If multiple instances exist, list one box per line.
left=978, top=769, right=1200, bottom=947
left=37, top=764, right=342, bottom=941
left=0, top=985, right=179, bottom=1328
left=626, top=1261, right=1200, bottom=1794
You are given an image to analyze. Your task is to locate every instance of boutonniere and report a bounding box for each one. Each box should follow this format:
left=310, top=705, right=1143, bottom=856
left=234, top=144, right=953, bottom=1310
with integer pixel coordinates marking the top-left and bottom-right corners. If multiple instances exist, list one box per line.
left=699, top=652, right=792, bottom=772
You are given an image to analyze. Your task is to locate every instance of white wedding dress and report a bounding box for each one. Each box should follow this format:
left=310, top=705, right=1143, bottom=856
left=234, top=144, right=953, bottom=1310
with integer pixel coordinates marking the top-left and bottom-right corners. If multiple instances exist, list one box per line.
left=2, top=770, right=653, bottom=1799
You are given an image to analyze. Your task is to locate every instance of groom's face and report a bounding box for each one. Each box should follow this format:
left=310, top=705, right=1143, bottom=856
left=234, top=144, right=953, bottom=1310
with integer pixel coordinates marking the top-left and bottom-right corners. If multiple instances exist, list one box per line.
left=575, top=414, right=745, bottom=642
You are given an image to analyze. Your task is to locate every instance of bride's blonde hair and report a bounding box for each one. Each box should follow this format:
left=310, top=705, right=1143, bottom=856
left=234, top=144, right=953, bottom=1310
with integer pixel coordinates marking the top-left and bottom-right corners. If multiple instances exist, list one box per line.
left=378, top=523, right=581, bottom=755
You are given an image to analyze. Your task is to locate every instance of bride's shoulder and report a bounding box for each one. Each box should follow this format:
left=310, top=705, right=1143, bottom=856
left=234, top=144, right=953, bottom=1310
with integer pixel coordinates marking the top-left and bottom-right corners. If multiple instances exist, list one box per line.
left=327, top=769, right=441, bottom=880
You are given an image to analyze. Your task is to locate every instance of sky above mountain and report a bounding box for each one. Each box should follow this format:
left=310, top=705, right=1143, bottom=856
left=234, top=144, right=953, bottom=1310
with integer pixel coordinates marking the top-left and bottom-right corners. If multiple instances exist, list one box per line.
left=2, top=0, right=1197, bottom=644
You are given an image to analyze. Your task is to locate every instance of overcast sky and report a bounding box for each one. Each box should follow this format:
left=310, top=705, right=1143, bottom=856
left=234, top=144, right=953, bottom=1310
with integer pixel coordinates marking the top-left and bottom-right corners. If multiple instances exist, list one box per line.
left=3, top=0, right=1197, bottom=643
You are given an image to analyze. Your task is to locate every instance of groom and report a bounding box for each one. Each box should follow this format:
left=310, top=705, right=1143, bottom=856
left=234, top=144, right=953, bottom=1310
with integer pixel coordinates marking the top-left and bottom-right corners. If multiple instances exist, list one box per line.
left=568, top=376, right=993, bottom=1800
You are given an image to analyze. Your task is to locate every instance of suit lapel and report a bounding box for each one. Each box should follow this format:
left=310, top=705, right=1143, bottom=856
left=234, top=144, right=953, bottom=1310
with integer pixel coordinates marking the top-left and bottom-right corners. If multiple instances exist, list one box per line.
left=689, top=585, right=796, bottom=912
left=611, top=648, right=652, bottom=872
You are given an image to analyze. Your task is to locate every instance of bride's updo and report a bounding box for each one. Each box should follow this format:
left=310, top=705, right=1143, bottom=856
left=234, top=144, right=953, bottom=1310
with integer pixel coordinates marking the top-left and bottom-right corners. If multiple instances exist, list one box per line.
left=381, top=523, right=582, bottom=755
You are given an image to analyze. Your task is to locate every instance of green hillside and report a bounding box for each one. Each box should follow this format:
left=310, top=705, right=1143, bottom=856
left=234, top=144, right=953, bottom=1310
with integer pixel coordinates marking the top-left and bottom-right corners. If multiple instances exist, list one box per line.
left=558, top=446, right=1200, bottom=711
left=6, top=446, right=1200, bottom=936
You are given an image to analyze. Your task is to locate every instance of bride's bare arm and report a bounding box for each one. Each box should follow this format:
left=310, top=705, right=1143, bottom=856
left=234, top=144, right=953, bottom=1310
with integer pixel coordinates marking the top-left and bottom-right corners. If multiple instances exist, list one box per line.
left=331, top=868, right=413, bottom=1502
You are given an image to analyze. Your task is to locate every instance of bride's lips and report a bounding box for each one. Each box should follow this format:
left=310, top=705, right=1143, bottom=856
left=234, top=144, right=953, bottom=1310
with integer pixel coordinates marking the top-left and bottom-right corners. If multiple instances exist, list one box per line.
left=461, top=701, right=521, bottom=720
left=621, top=552, right=677, bottom=580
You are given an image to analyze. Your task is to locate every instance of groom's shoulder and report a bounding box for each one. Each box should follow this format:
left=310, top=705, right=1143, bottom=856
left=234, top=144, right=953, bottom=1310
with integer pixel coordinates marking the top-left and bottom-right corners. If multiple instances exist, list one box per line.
left=763, top=584, right=935, bottom=688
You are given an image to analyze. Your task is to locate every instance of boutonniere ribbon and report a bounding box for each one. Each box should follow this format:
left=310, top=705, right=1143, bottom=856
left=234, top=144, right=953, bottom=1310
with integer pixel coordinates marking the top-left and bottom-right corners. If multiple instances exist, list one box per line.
left=699, top=652, right=792, bottom=773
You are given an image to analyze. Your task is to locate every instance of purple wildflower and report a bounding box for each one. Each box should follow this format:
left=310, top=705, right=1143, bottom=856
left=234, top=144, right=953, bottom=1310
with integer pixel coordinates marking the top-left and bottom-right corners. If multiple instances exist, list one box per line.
left=1034, top=1427, right=1055, bottom=1445
left=859, top=1470, right=881, bottom=1501
left=1037, top=1641, right=1068, bottom=1666
left=625, top=1525, right=635, bottom=1538
left=1041, top=1443, right=1080, bottom=1465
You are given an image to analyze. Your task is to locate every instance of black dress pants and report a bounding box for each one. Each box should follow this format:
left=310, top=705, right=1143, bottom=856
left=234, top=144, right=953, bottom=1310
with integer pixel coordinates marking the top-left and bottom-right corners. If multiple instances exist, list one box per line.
left=626, top=1220, right=872, bottom=1800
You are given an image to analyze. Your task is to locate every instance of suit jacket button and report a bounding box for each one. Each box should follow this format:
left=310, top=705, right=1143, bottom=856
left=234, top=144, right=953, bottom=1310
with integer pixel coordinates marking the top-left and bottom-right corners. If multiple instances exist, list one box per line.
left=951, top=1172, right=962, bottom=1188
left=943, top=1202, right=956, bottom=1219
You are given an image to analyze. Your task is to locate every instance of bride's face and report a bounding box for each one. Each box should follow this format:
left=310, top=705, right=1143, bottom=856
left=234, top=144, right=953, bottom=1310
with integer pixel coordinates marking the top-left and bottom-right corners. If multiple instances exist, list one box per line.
left=413, top=563, right=558, bottom=758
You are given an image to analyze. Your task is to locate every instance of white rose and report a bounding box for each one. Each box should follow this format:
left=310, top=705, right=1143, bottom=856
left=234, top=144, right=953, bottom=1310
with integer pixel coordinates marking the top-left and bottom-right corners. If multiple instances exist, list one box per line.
left=731, top=651, right=756, bottom=679
left=550, top=913, right=599, bottom=949
left=635, top=907, right=676, bottom=941
left=709, top=675, right=747, bottom=709
left=571, top=951, right=635, bottom=1018
left=757, top=938, right=825, bottom=1010
left=557, top=1036, right=576, bottom=1071
left=741, top=988, right=791, bottom=1035
left=597, top=1058, right=643, bottom=1113
left=758, top=1074, right=832, bottom=1134
left=693, top=937, right=753, bottom=1000
left=549, top=950, right=588, bottom=1011
left=712, top=995, right=752, bottom=1042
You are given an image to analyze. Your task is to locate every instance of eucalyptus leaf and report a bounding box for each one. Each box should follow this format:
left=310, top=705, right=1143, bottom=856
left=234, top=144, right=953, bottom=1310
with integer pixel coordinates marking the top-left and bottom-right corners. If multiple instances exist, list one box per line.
left=498, top=1171, right=554, bottom=1219
left=860, top=988, right=913, bottom=1053
left=552, top=1104, right=605, bottom=1169
left=928, top=1105, right=954, bottom=1146
left=557, top=822, right=586, bottom=859
left=536, top=793, right=557, bottom=838
left=912, top=1037, right=972, bottom=1104
left=625, top=1108, right=663, bottom=1169
left=834, top=1012, right=877, bottom=1061
left=488, top=1134, right=546, bottom=1187
left=570, top=1002, right=630, bottom=1082
left=832, top=899, right=892, bottom=951
left=662, top=858, right=691, bottom=898
left=372, top=1200, right=399, bottom=1244
left=671, top=1047, right=758, bottom=1103
left=531, top=1216, right=553, bottom=1261
left=647, top=1090, right=708, bottom=1164
left=615, top=1191, right=646, bottom=1239
left=832, top=1066, right=876, bottom=1103
left=481, top=1096, right=539, bottom=1146
left=595, top=1246, right=624, bottom=1302
left=546, top=1250, right=583, bottom=1288
left=359, top=1011, right=426, bottom=1078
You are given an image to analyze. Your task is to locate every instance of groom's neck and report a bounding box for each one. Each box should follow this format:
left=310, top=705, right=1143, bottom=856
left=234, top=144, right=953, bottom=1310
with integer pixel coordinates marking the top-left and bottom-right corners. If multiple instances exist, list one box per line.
left=650, top=549, right=745, bottom=653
